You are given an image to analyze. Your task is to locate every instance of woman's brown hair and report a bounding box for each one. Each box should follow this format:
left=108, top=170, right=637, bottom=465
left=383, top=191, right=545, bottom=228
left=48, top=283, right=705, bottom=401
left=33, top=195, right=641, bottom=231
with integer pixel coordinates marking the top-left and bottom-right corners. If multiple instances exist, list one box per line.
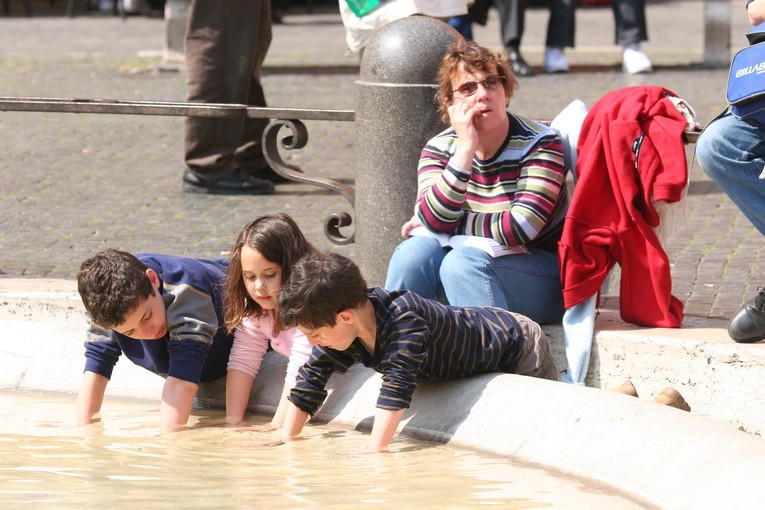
left=435, top=38, right=518, bottom=124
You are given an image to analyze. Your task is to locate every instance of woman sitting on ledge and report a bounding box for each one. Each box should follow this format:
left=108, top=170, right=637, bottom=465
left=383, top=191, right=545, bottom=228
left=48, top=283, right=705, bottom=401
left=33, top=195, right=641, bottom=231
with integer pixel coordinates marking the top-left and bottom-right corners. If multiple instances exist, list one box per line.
left=385, top=38, right=569, bottom=325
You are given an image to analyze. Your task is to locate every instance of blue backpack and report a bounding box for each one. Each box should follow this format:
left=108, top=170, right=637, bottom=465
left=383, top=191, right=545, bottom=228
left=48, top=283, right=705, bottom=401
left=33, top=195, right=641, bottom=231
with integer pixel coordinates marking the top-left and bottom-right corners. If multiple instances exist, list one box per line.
left=727, top=21, right=765, bottom=127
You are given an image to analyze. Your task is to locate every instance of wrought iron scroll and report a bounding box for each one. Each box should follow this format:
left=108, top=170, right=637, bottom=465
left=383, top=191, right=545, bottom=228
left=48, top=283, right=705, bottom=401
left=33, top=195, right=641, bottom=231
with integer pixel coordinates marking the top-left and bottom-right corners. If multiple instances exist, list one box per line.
left=262, top=118, right=356, bottom=245
left=0, top=96, right=358, bottom=245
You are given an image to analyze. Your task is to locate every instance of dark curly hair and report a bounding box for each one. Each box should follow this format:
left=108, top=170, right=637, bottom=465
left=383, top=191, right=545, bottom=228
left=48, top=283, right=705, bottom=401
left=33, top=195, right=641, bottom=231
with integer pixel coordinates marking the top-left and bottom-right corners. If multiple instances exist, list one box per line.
left=279, top=251, right=368, bottom=330
left=77, top=248, right=154, bottom=329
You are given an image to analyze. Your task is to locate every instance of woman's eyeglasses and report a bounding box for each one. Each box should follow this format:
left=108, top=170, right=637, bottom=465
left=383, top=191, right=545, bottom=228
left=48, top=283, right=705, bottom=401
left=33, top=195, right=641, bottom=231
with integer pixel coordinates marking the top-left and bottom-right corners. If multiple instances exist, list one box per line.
left=453, top=75, right=504, bottom=97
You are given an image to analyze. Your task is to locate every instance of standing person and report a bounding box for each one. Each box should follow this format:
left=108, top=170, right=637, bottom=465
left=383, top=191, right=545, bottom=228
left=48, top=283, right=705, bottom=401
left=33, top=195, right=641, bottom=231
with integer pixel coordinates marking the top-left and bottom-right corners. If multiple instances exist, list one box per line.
left=695, top=0, right=765, bottom=343
left=181, top=0, right=278, bottom=195
left=543, top=0, right=652, bottom=74
left=494, top=0, right=535, bottom=76
left=447, top=0, right=493, bottom=41
left=277, top=251, right=557, bottom=452
left=75, top=250, right=233, bottom=433
left=223, top=214, right=315, bottom=427
left=338, top=0, right=470, bottom=57
left=384, top=38, right=569, bottom=325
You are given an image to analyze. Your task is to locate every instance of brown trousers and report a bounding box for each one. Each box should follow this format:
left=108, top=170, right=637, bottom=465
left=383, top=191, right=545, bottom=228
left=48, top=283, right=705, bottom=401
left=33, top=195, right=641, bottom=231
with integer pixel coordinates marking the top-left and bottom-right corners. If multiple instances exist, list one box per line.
left=512, top=312, right=558, bottom=381
left=184, top=0, right=272, bottom=181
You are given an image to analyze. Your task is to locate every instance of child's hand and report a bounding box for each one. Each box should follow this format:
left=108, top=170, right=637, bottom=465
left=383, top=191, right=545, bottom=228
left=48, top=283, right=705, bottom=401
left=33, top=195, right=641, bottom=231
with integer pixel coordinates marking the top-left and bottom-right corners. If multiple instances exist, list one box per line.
left=255, top=438, right=285, bottom=447
left=233, top=423, right=276, bottom=433
left=250, top=423, right=277, bottom=433
left=363, top=440, right=389, bottom=454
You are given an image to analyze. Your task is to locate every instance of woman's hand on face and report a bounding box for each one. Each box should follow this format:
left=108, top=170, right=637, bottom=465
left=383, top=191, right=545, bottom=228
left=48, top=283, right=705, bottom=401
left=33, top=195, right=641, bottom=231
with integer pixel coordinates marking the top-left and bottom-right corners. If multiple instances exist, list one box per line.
left=401, top=216, right=422, bottom=238
left=447, top=101, right=481, bottom=152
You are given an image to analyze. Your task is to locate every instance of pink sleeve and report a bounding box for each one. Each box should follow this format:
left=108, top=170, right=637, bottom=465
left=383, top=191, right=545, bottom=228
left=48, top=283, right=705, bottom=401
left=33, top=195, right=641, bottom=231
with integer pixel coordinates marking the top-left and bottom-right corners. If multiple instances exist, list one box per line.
left=228, top=316, right=270, bottom=378
left=283, top=328, right=313, bottom=388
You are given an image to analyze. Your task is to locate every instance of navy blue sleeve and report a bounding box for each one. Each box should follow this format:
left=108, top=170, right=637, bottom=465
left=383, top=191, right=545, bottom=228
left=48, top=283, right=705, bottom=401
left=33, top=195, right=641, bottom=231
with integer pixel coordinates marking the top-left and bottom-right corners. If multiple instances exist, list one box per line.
left=288, top=346, right=357, bottom=415
left=83, top=319, right=122, bottom=379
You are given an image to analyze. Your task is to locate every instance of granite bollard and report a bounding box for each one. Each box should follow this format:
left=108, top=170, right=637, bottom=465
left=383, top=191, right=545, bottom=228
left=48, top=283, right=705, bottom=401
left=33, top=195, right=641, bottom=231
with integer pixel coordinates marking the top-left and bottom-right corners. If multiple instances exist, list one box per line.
left=353, top=16, right=459, bottom=286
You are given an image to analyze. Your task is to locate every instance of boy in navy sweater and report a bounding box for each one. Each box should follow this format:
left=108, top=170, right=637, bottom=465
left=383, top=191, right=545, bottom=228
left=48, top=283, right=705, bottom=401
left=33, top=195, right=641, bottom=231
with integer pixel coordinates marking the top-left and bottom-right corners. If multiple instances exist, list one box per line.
left=76, top=249, right=233, bottom=433
left=277, top=251, right=557, bottom=452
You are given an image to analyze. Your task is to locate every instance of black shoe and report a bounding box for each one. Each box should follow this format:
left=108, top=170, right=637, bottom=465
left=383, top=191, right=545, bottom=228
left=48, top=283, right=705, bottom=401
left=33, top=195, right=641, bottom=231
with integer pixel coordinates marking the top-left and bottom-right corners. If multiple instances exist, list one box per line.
left=182, top=169, right=275, bottom=195
left=728, top=287, right=765, bottom=343
left=507, top=48, right=535, bottom=77
left=254, top=166, right=295, bottom=184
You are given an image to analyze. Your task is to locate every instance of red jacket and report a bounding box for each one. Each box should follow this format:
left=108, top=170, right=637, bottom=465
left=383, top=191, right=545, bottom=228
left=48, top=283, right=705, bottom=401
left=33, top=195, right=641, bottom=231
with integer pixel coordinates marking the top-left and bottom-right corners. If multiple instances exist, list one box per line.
left=558, top=86, right=688, bottom=327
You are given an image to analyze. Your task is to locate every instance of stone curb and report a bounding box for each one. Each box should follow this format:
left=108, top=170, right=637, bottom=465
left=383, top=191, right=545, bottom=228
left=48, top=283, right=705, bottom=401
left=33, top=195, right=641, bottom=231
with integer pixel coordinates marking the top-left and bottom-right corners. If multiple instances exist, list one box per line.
left=3, top=281, right=765, bottom=509
left=3, top=278, right=763, bottom=436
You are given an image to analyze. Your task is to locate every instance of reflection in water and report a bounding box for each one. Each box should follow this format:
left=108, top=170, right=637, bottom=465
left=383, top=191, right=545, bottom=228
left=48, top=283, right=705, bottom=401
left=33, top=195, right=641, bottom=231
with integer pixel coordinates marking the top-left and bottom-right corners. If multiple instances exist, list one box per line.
left=0, top=392, right=646, bottom=508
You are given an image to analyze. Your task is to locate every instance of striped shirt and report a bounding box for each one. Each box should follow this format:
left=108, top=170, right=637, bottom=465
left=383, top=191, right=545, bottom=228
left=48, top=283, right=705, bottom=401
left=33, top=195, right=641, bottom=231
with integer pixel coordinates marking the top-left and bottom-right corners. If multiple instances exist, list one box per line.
left=415, top=112, right=568, bottom=250
left=288, top=287, right=526, bottom=414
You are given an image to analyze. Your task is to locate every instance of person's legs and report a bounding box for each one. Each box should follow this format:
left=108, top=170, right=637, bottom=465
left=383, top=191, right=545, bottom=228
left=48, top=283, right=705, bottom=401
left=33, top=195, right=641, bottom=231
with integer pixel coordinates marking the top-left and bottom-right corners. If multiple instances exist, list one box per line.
left=696, top=112, right=765, bottom=237
left=447, top=14, right=473, bottom=40
left=612, top=0, right=647, bottom=45
left=183, top=0, right=274, bottom=192
left=384, top=236, right=447, bottom=301
left=614, top=0, right=652, bottom=73
left=697, top=112, right=765, bottom=343
left=545, top=0, right=575, bottom=48
left=439, top=247, right=565, bottom=324
left=233, top=0, right=274, bottom=178
left=495, top=0, right=534, bottom=76
left=511, top=312, right=559, bottom=381
left=543, top=0, right=574, bottom=73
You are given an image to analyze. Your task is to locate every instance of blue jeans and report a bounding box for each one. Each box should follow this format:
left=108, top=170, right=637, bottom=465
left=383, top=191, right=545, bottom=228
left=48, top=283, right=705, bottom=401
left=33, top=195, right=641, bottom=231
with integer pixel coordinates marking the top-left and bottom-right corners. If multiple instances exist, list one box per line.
left=384, top=236, right=565, bottom=324
left=696, top=112, right=765, bottom=237
left=447, top=15, right=473, bottom=40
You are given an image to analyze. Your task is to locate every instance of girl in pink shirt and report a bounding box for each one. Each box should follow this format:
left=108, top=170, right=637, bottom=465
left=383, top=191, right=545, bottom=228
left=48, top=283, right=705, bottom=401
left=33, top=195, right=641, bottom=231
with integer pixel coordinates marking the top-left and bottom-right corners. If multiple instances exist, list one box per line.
left=223, top=213, right=316, bottom=428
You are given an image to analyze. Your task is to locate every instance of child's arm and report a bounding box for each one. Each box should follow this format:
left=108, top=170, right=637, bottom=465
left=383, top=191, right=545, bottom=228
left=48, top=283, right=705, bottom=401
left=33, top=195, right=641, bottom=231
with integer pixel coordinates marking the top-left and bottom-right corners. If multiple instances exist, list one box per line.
left=278, top=345, right=355, bottom=442
left=225, top=369, right=255, bottom=425
left=226, top=319, right=270, bottom=425
left=75, top=371, right=109, bottom=426
left=281, top=400, right=310, bottom=442
left=262, top=382, right=292, bottom=431
left=367, top=408, right=406, bottom=452
left=158, top=376, right=199, bottom=434
left=271, top=331, right=314, bottom=430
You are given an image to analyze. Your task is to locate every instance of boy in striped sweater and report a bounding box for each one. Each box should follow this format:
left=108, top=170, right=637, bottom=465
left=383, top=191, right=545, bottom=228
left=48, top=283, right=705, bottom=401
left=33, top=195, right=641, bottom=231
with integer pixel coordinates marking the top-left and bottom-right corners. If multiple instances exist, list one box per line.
left=278, top=251, right=557, bottom=452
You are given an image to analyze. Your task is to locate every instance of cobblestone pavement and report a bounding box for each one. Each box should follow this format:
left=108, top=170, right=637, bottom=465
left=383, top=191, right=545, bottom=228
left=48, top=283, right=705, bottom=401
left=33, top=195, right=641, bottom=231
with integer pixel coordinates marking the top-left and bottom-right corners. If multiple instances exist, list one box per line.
left=0, top=0, right=761, bottom=319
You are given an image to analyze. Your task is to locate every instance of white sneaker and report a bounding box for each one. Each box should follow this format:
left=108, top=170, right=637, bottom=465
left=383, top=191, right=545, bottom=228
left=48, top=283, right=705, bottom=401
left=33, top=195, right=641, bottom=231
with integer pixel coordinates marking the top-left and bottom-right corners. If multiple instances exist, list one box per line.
left=622, top=44, right=653, bottom=74
left=544, top=47, right=570, bottom=74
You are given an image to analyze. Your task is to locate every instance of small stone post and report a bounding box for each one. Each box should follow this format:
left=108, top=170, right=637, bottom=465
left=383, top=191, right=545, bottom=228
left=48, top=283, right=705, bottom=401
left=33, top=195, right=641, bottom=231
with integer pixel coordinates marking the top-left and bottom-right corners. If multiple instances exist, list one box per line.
left=703, top=0, right=731, bottom=67
left=354, top=16, right=459, bottom=286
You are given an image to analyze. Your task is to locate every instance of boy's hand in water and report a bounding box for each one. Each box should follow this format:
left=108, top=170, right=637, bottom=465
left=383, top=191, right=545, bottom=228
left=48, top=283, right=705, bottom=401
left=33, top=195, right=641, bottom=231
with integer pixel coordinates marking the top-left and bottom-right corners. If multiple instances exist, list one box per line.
left=233, top=421, right=278, bottom=433
left=251, top=437, right=287, bottom=447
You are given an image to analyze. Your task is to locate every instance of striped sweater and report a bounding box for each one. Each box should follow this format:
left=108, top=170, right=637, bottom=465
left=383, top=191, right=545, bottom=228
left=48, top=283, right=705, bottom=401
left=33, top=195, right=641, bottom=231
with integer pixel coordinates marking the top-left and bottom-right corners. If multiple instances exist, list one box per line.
left=287, top=287, right=526, bottom=414
left=415, top=112, right=568, bottom=250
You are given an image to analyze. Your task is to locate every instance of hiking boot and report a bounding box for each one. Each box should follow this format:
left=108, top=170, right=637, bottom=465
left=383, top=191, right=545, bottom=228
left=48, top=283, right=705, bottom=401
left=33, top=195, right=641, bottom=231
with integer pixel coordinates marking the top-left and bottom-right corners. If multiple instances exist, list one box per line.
left=653, top=387, right=691, bottom=412
left=728, top=287, right=765, bottom=343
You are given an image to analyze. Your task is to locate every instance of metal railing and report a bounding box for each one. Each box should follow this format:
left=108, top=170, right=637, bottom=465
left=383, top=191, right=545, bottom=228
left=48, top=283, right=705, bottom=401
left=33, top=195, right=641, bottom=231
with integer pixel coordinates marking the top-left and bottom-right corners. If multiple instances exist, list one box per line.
left=0, top=96, right=358, bottom=244
left=0, top=95, right=703, bottom=247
